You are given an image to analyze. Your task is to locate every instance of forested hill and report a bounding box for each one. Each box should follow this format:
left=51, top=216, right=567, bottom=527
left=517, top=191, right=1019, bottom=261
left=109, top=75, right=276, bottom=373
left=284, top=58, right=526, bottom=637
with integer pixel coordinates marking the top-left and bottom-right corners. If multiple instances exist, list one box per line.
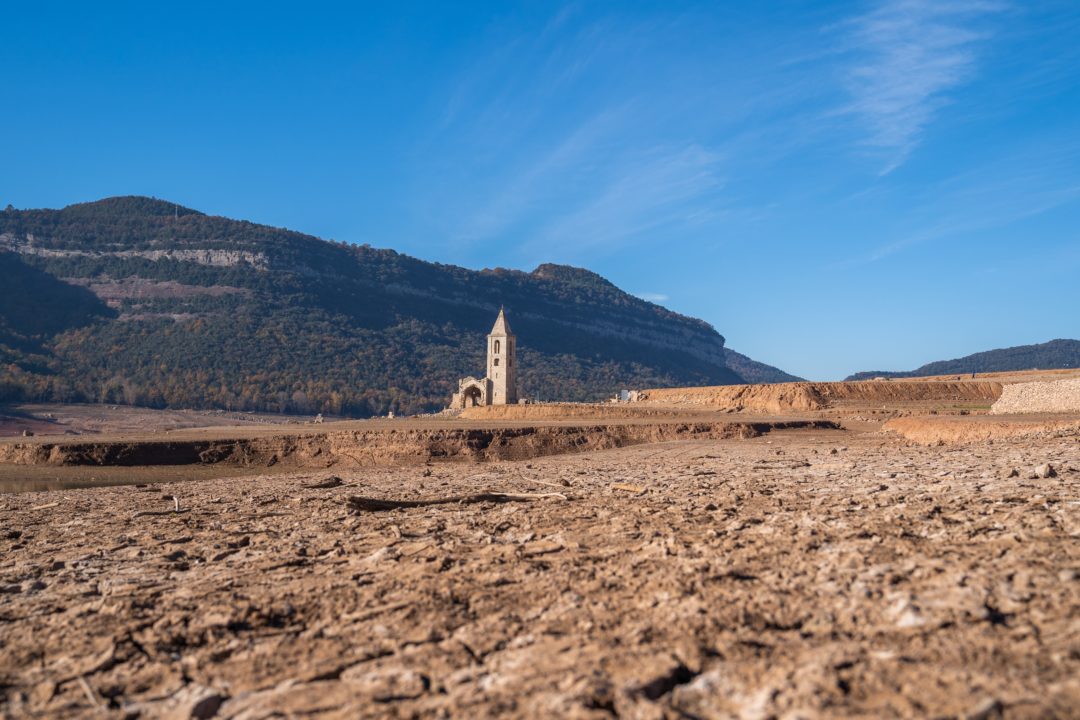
left=846, top=339, right=1080, bottom=381
left=0, top=197, right=794, bottom=416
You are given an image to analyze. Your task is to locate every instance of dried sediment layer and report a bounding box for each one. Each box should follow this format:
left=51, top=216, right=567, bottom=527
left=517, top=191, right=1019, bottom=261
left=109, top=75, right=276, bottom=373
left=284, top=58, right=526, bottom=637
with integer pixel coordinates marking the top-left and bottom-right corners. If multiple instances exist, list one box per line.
left=635, top=381, right=1002, bottom=414
left=459, top=403, right=695, bottom=421
left=0, top=420, right=838, bottom=468
left=884, top=415, right=1080, bottom=444
left=991, top=379, right=1080, bottom=414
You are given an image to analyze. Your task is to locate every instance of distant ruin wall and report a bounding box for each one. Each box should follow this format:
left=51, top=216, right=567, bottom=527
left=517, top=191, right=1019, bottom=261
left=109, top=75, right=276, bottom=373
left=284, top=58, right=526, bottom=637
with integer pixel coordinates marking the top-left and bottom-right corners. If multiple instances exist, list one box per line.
left=991, top=379, right=1080, bottom=415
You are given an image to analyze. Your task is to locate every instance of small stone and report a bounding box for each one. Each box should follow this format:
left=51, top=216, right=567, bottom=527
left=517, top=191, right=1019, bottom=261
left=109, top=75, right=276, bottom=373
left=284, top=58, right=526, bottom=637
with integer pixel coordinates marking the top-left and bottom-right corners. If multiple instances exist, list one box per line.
left=164, top=684, right=227, bottom=720
left=965, top=697, right=1003, bottom=720
left=1003, top=468, right=1019, bottom=478
left=29, top=680, right=55, bottom=706
left=1058, top=568, right=1079, bottom=582
left=190, top=694, right=226, bottom=719
left=1033, top=463, right=1056, bottom=478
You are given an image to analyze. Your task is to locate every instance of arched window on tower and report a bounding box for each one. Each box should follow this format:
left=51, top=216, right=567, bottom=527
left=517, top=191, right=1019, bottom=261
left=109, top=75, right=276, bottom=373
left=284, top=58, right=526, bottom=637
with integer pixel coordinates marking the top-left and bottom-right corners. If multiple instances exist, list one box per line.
left=494, top=340, right=501, bottom=354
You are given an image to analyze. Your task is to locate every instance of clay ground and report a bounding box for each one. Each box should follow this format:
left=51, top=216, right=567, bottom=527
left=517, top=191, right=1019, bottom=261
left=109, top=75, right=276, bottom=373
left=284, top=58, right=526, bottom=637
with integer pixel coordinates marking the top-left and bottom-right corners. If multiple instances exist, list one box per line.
left=2, top=426, right=1078, bottom=718
left=0, top=404, right=308, bottom=440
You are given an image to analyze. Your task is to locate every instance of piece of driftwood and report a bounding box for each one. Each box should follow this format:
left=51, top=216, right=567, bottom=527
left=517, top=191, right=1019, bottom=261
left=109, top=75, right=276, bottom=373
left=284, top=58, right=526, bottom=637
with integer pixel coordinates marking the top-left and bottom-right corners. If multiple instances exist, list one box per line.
left=518, top=476, right=570, bottom=490
left=303, top=476, right=345, bottom=489
left=611, top=483, right=647, bottom=494
left=347, top=492, right=567, bottom=513
left=132, top=509, right=191, bottom=518
left=77, top=676, right=102, bottom=710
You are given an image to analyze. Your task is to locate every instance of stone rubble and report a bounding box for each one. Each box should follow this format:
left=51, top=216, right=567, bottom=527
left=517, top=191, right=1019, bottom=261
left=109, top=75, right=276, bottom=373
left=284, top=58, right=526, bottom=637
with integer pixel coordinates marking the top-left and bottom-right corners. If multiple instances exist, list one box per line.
left=991, top=378, right=1080, bottom=414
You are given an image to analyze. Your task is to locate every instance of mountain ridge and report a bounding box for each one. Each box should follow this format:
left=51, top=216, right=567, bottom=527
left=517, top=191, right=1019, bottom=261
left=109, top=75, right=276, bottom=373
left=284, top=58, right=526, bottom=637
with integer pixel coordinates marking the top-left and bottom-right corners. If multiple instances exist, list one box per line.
left=0, top=196, right=797, bottom=415
left=845, top=339, right=1080, bottom=381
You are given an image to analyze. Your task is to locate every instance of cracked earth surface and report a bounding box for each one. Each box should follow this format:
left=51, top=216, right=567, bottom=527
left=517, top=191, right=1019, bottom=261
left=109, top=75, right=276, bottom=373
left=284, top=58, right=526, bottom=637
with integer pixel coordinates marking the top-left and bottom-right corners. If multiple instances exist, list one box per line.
left=1, top=428, right=1078, bottom=718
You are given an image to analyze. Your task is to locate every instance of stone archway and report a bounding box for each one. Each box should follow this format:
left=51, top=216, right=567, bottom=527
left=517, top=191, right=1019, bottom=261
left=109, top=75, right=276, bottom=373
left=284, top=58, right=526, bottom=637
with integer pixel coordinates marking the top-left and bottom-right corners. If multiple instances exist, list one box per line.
left=462, top=384, right=484, bottom=407
left=452, top=377, right=489, bottom=409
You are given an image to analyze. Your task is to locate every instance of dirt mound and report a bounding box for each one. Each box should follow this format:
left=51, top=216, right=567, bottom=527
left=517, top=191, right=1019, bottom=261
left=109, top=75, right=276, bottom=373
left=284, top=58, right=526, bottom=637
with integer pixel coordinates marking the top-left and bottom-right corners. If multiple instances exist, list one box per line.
left=884, top=415, right=1080, bottom=444
left=635, top=383, right=828, bottom=413
left=635, top=380, right=1002, bottom=414
left=816, top=380, right=1001, bottom=405
left=991, top=379, right=1080, bottom=414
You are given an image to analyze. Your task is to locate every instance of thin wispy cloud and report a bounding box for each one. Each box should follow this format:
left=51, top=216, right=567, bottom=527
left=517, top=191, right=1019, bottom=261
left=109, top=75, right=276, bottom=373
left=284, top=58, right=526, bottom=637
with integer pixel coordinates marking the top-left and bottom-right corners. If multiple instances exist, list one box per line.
left=636, top=292, right=670, bottom=303
left=423, top=9, right=736, bottom=261
left=529, top=144, right=726, bottom=258
left=836, top=137, right=1080, bottom=267
left=449, top=106, right=632, bottom=244
left=842, top=0, right=1006, bottom=173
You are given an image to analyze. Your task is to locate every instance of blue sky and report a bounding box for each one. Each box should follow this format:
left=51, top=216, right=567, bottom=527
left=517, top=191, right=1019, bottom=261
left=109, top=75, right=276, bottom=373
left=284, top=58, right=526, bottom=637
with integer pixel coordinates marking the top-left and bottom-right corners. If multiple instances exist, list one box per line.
left=3, top=1, right=1079, bottom=380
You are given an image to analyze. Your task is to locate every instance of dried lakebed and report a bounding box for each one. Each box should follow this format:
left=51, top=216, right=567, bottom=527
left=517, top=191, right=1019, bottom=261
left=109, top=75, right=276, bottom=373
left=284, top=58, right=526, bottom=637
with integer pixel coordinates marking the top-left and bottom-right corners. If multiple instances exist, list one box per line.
left=1, top=429, right=1078, bottom=718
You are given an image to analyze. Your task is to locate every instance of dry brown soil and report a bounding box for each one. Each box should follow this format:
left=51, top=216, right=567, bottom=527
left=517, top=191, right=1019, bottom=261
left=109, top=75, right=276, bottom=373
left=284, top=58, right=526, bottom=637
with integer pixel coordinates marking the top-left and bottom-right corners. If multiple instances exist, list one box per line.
left=2, top=427, right=1078, bottom=718
left=0, top=405, right=310, bottom=439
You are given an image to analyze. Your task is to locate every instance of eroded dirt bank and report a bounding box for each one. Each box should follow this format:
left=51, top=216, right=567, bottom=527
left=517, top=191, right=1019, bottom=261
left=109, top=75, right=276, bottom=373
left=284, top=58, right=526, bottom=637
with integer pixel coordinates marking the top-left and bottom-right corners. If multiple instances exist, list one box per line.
left=884, top=415, right=1080, bottom=445
left=1, top=431, right=1077, bottom=718
left=0, top=420, right=837, bottom=469
left=635, top=380, right=1003, bottom=414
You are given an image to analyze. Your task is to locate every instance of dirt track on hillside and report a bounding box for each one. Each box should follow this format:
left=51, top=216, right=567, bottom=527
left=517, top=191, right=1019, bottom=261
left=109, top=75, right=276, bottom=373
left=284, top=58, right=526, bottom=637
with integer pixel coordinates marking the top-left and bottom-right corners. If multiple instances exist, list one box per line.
left=2, top=428, right=1078, bottom=718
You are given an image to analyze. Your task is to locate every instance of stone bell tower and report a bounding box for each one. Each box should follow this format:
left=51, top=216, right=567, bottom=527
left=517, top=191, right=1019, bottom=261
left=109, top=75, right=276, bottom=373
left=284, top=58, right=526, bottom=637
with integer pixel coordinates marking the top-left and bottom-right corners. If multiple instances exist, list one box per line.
left=486, top=307, right=517, bottom=405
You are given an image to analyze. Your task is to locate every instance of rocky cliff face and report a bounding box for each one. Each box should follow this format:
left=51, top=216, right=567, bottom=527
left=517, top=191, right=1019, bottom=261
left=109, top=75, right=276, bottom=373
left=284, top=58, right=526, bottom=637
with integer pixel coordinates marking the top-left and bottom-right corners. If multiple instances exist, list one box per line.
left=0, top=197, right=793, bottom=415
left=0, top=233, right=269, bottom=268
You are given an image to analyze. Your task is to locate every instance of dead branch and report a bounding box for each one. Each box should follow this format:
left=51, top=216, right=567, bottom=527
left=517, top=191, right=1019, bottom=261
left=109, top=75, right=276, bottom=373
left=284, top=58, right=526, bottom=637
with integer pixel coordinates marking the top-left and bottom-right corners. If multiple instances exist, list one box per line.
left=347, top=491, right=567, bottom=513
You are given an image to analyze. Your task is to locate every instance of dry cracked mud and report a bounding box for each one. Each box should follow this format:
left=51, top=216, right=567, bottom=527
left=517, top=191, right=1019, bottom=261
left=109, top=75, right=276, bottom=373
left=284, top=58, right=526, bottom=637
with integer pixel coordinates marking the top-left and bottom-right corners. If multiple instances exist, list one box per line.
left=1, top=428, right=1078, bottom=718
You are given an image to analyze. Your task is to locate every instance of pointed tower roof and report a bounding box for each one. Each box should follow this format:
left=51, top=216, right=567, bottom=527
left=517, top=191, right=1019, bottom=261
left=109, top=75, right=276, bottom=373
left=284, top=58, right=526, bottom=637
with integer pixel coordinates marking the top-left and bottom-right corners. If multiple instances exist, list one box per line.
left=489, top=307, right=512, bottom=336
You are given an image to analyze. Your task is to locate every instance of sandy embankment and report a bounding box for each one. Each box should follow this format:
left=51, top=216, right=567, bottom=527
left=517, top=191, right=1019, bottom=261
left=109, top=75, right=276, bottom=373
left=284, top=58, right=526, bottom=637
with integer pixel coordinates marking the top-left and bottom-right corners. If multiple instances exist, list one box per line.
left=886, top=378, right=1080, bottom=444
left=634, top=380, right=1002, bottom=414
left=884, top=415, right=1080, bottom=444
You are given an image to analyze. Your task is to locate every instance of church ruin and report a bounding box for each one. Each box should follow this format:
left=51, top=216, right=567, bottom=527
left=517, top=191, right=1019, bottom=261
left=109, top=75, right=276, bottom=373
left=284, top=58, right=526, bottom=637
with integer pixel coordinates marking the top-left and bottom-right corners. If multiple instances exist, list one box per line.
left=450, top=308, right=518, bottom=409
